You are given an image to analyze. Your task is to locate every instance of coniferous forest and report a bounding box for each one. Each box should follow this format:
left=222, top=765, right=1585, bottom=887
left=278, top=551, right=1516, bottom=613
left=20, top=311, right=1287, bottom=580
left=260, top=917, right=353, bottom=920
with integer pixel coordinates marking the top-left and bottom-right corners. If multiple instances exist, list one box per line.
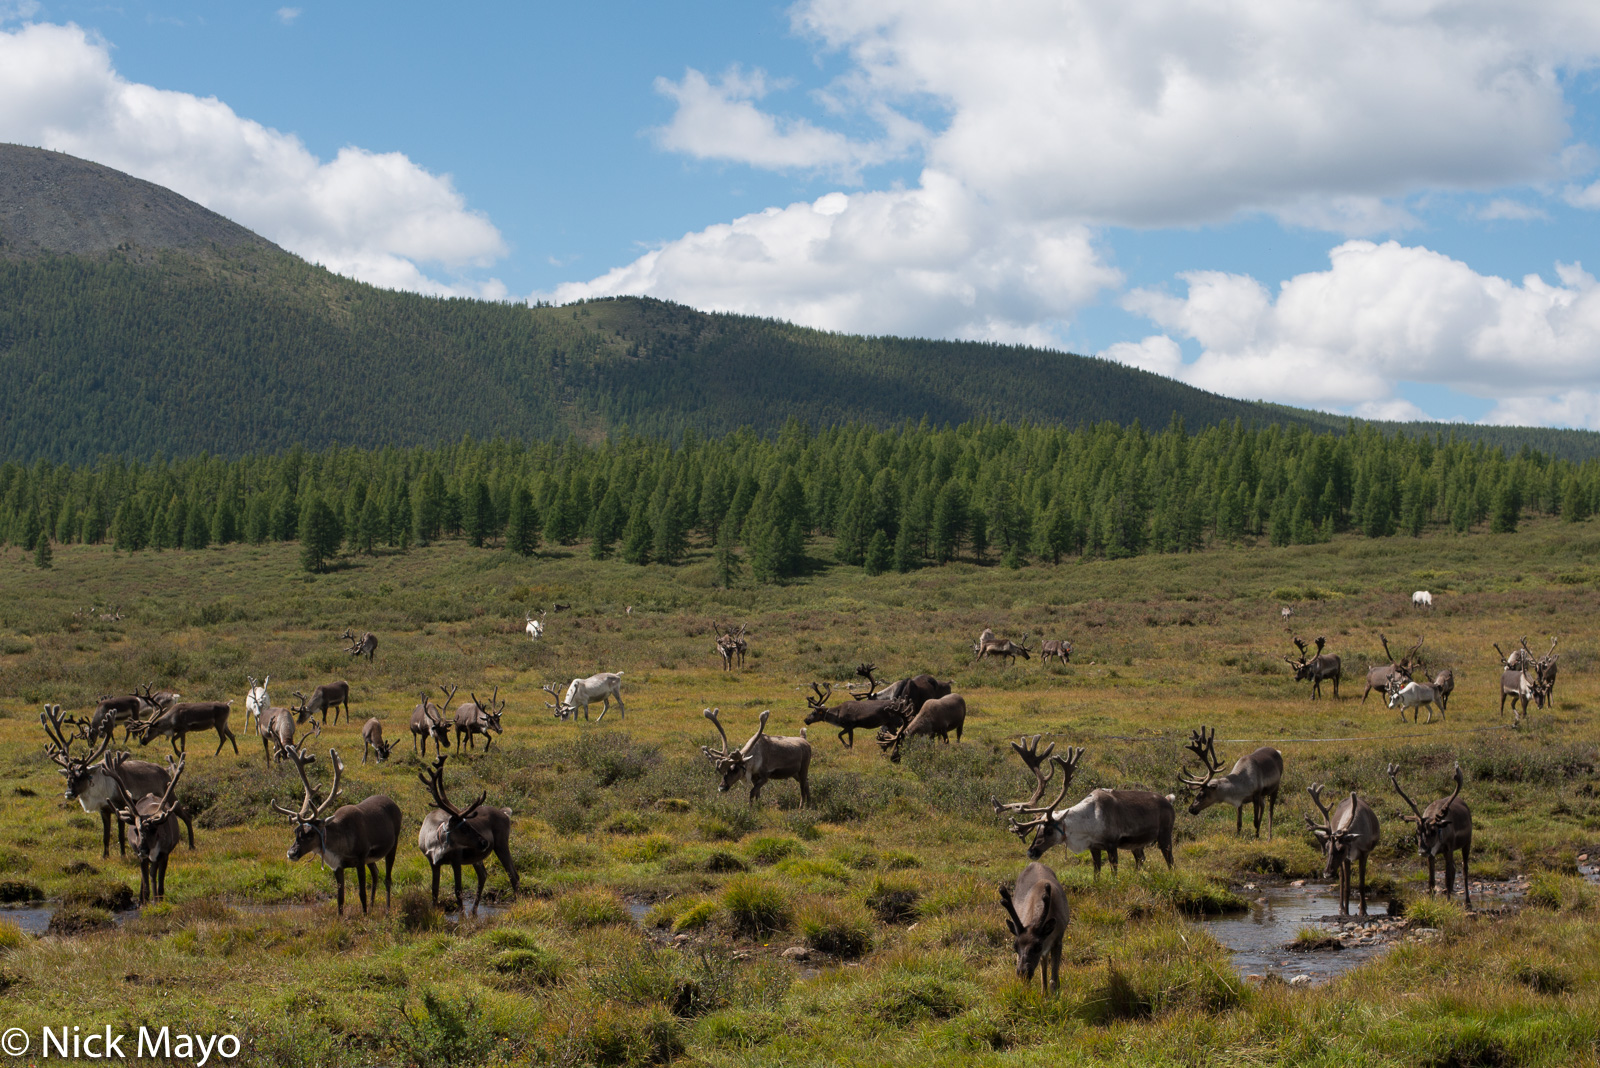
left=1, top=417, right=1590, bottom=580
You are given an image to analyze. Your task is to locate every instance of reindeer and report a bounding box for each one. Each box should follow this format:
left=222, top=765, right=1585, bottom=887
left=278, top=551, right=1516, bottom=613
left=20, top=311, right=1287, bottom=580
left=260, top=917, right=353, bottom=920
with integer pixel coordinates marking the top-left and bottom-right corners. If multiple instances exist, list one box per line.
left=134, top=700, right=238, bottom=756
left=1431, top=668, right=1455, bottom=714
left=411, top=685, right=457, bottom=757
left=109, top=753, right=188, bottom=904
left=699, top=708, right=811, bottom=807
left=876, top=693, right=967, bottom=762
left=546, top=672, right=625, bottom=722
left=293, top=681, right=351, bottom=726
left=417, top=755, right=518, bottom=913
left=257, top=706, right=318, bottom=766
left=999, top=862, right=1068, bottom=995
left=802, top=681, right=908, bottom=748
left=1388, top=763, right=1472, bottom=905
left=1285, top=636, right=1341, bottom=699
left=1178, top=726, right=1283, bottom=839
left=1001, top=750, right=1176, bottom=875
left=341, top=628, right=378, bottom=662
left=1304, top=784, right=1380, bottom=916
left=361, top=718, right=396, bottom=764
left=454, top=687, right=505, bottom=751
left=1494, top=638, right=1534, bottom=672
left=977, top=633, right=1032, bottom=664
left=272, top=746, right=403, bottom=916
left=846, top=664, right=950, bottom=711
left=1500, top=664, right=1542, bottom=721
left=712, top=621, right=748, bottom=670
left=244, top=675, right=271, bottom=731
left=1280, top=605, right=1294, bottom=623
left=1039, top=639, right=1072, bottom=665
left=42, top=705, right=193, bottom=858
left=1386, top=675, right=1441, bottom=724
left=1534, top=637, right=1559, bottom=704
left=524, top=611, right=545, bottom=641
left=1362, top=634, right=1419, bottom=703
left=1412, top=590, right=1433, bottom=610
left=87, top=691, right=144, bottom=744
left=136, top=683, right=183, bottom=716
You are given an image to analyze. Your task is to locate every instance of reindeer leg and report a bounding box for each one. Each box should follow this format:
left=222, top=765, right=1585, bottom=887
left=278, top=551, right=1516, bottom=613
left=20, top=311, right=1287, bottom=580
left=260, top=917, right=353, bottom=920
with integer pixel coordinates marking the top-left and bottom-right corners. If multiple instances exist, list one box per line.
left=1090, top=849, right=1103, bottom=878
left=335, top=869, right=346, bottom=916
left=840, top=727, right=851, bottom=748
left=183, top=810, right=195, bottom=850
left=495, top=839, right=519, bottom=895
left=450, top=863, right=466, bottom=911
left=1236, top=804, right=1244, bottom=837
left=1266, top=787, right=1277, bottom=841
left=430, top=863, right=442, bottom=906
left=101, top=809, right=113, bottom=858
left=1357, top=855, right=1369, bottom=917
left=356, top=863, right=369, bottom=914
left=1107, top=847, right=1119, bottom=875
left=384, top=851, right=396, bottom=910
left=472, top=862, right=488, bottom=913
left=1131, top=847, right=1146, bottom=870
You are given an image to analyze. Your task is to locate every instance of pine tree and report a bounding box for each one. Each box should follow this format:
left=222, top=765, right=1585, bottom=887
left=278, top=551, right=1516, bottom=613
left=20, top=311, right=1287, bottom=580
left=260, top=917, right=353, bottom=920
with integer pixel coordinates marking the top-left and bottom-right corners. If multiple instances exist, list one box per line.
left=467, top=479, right=494, bottom=547
left=588, top=487, right=623, bottom=559
left=506, top=486, right=541, bottom=556
left=714, top=522, right=743, bottom=588
left=34, top=534, right=51, bottom=570
left=621, top=500, right=652, bottom=565
left=652, top=487, right=689, bottom=565
left=864, top=529, right=892, bottom=575
left=356, top=496, right=381, bottom=555
left=183, top=504, right=211, bottom=550
left=113, top=497, right=147, bottom=552
left=212, top=498, right=238, bottom=545
left=299, top=495, right=342, bottom=573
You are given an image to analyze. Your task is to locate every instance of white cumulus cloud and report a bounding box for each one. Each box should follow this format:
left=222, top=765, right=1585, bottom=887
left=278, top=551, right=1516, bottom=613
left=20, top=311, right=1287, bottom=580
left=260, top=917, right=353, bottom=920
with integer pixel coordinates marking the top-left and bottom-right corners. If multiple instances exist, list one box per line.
left=0, top=22, right=505, bottom=296
left=1107, top=241, right=1600, bottom=427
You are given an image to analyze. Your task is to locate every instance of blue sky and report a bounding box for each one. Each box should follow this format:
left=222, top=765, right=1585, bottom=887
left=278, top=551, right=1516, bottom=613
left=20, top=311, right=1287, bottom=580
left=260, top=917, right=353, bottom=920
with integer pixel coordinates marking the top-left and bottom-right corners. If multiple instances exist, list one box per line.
left=7, top=2, right=1600, bottom=427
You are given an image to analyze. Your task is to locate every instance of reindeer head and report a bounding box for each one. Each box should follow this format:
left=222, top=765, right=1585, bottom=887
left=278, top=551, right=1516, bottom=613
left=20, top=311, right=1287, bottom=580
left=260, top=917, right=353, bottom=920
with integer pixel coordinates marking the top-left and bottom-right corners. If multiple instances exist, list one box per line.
left=1388, top=763, right=1462, bottom=859
left=1303, top=784, right=1363, bottom=876
left=700, top=708, right=763, bottom=792
left=999, top=882, right=1059, bottom=981
left=1384, top=675, right=1410, bottom=708
left=42, top=704, right=105, bottom=799
left=272, top=747, right=341, bottom=862
left=472, top=687, right=504, bottom=734
left=1178, top=726, right=1227, bottom=815
left=802, top=682, right=833, bottom=725
left=110, top=752, right=185, bottom=862
left=1003, top=750, right=1083, bottom=860
left=542, top=682, right=575, bottom=720
left=419, top=755, right=491, bottom=856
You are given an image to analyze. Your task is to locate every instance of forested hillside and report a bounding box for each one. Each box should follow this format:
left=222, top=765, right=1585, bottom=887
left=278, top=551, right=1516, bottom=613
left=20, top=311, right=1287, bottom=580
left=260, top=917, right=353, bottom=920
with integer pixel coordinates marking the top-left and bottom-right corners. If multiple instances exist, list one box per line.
left=4, top=419, right=1592, bottom=580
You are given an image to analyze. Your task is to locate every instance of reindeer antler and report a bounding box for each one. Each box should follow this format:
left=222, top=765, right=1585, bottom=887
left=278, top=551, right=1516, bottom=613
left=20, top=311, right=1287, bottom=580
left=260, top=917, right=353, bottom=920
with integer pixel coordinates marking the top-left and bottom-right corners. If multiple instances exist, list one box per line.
left=1292, top=636, right=1309, bottom=658
left=419, top=754, right=485, bottom=819
left=700, top=707, right=731, bottom=760
left=807, top=681, right=833, bottom=708
left=1005, top=749, right=1082, bottom=837
left=1178, top=726, right=1222, bottom=789
left=1304, top=782, right=1333, bottom=831
left=1386, top=763, right=1424, bottom=822
left=991, top=735, right=1058, bottom=814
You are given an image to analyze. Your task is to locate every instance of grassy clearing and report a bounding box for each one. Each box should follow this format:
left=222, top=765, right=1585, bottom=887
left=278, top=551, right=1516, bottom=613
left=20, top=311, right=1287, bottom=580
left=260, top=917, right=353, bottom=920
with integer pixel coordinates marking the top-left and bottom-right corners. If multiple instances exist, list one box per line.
left=0, top=521, right=1598, bottom=1064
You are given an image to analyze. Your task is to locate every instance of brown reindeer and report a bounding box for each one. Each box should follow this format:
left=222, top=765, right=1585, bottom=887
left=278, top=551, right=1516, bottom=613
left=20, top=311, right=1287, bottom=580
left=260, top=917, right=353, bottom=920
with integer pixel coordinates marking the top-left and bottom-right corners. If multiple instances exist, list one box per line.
left=998, top=861, right=1068, bottom=994
left=1002, top=749, right=1176, bottom=875
left=417, top=755, right=519, bottom=912
left=273, top=745, right=403, bottom=916
left=454, top=687, right=505, bottom=751
left=43, top=705, right=194, bottom=858
left=108, top=752, right=188, bottom=904
left=1039, top=639, right=1072, bottom=665
left=803, top=681, right=908, bottom=748
left=1285, top=636, right=1341, bottom=699
left=876, top=692, right=966, bottom=762
left=341, top=628, right=378, bottom=662
left=700, top=708, right=812, bottom=807
left=977, top=633, right=1032, bottom=664
left=411, top=685, right=457, bottom=757
left=134, top=700, right=238, bottom=756
left=1178, top=726, right=1283, bottom=839
left=1305, top=784, right=1380, bottom=916
left=361, top=718, right=396, bottom=764
left=1361, top=633, right=1419, bottom=703
left=1388, top=762, right=1472, bottom=905
left=294, top=681, right=351, bottom=726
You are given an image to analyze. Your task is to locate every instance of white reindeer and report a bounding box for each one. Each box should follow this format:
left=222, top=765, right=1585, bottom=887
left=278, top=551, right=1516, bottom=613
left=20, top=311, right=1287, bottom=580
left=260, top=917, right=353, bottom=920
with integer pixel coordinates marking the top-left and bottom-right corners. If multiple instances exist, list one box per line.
left=543, top=672, right=625, bottom=722
left=1386, top=677, right=1441, bottom=723
left=524, top=610, right=545, bottom=641
left=1412, top=590, right=1433, bottom=610
left=245, top=675, right=271, bottom=730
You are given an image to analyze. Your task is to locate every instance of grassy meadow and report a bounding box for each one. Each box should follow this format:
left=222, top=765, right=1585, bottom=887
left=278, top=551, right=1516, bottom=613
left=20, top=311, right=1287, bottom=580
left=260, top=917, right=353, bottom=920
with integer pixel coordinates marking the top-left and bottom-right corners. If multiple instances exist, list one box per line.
left=0, top=522, right=1598, bottom=1065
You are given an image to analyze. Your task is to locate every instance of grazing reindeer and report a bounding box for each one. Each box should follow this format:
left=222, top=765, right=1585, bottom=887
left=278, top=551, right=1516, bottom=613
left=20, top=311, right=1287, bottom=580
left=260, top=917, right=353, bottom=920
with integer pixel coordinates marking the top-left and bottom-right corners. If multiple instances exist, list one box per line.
left=1500, top=664, right=1542, bottom=720
left=1002, top=750, right=1176, bottom=875
left=524, top=611, right=545, bottom=641
left=272, top=746, right=403, bottom=916
left=341, top=628, right=378, bottom=662
left=293, top=681, right=351, bottom=726
left=134, top=700, right=238, bottom=756
left=699, top=708, right=811, bottom=807
left=417, top=755, right=519, bottom=912
left=999, top=862, right=1068, bottom=994
left=87, top=691, right=144, bottom=745
left=1304, top=784, right=1380, bottom=916
left=1388, top=762, right=1472, bottom=905
left=109, top=753, right=188, bottom=904
left=411, top=685, right=457, bottom=757
left=1178, top=726, right=1283, bottom=839
left=1432, top=668, right=1455, bottom=714
left=1361, top=634, right=1419, bottom=703
left=851, top=665, right=953, bottom=713
left=1040, top=639, right=1073, bottom=665
left=1285, top=636, right=1341, bottom=699
left=244, top=675, right=271, bottom=731
left=546, top=672, right=625, bottom=722
left=803, top=681, right=908, bottom=748
left=454, top=687, right=505, bottom=751
left=1386, top=675, right=1441, bottom=723
left=361, top=718, right=396, bottom=764
left=135, top=683, right=183, bottom=716
left=876, top=693, right=967, bottom=762
left=43, top=705, right=193, bottom=858
left=1412, top=590, right=1433, bottom=610
left=257, top=707, right=318, bottom=766
left=977, top=633, right=1032, bottom=664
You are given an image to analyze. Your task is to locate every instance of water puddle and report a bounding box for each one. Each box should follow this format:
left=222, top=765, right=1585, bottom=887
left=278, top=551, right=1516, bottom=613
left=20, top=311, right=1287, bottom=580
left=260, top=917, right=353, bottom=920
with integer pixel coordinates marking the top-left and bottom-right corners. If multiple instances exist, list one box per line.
left=1, top=904, right=135, bottom=935
left=628, top=901, right=651, bottom=926
left=1197, top=885, right=1398, bottom=984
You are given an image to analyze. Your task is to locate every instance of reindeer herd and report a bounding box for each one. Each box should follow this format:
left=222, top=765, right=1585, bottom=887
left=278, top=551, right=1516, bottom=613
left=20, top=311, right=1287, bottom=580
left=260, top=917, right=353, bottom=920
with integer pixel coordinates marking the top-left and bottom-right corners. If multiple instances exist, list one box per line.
left=22, top=607, right=1552, bottom=997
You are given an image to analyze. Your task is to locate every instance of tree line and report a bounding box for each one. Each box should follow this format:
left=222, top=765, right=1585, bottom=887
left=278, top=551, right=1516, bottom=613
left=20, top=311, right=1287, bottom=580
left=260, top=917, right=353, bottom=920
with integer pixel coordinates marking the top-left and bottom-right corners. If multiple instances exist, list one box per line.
left=0, top=417, right=1590, bottom=579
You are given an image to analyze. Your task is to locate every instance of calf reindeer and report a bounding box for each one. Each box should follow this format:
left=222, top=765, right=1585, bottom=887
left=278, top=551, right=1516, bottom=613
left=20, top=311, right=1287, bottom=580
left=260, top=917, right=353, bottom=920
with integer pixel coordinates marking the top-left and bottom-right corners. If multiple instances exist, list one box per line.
left=1039, top=639, right=1073, bottom=665
left=417, top=755, right=519, bottom=912
left=1388, top=763, right=1472, bottom=905
left=109, top=752, right=189, bottom=904
left=361, top=718, right=396, bottom=764
left=1305, top=784, right=1380, bottom=916
left=454, top=687, right=505, bottom=751
left=272, top=746, right=403, bottom=916
left=411, top=685, right=457, bottom=757
left=43, top=705, right=193, bottom=858
left=999, top=861, right=1068, bottom=994
left=700, top=708, right=811, bottom=807
left=1179, top=726, right=1283, bottom=839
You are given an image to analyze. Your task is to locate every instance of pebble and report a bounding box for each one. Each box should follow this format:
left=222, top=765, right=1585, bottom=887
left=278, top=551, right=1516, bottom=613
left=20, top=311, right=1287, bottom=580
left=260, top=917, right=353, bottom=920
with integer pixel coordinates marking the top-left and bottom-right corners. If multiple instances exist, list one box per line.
left=673, top=934, right=690, bottom=943
left=781, top=946, right=810, bottom=961
left=1290, top=880, right=1306, bottom=888
left=1288, top=974, right=1312, bottom=987
left=732, top=951, right=750, bottom=961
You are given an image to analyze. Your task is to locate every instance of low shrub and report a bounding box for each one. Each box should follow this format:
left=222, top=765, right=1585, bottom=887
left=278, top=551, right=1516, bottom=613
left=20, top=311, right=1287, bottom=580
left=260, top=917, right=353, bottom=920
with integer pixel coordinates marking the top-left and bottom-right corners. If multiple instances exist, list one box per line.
left=396, top=889, right=441, bottom=933
left=393, top=989, right=496, bottom=1068
left=703, top=851, right=748, bottom=874
left=60, top=876, right=134, bottom=911
left=605, top=811, right=652, bottom=836
left=1511, top=958, right=1573, bottom=996
left=746, top=837, right=804, bottom=864
left=799, top=902, right=872, bottom=959
left=48, top=905, right=114, bottom=935
left=1525, top=873, right=1591, bottom=912
left=1403, top=896, right=1464, bottom=929
left=557, top=888, right=629, bottom=929
left=672, top=901, right=718, bottom=933
left=0, top=879, right=42, bottom=903
left=491, top=947, right=563, bottom=987
left=618, top=835, right=675, bottom=862
left=865, top=875, right=921, bottom=925
left=722, top=877, right=792, bottom=938
left=868, top=972, right=970, bottom=1024
left=574, top=1003, right=684, bottom=1067
left=0, top=920, right=24, bottom=953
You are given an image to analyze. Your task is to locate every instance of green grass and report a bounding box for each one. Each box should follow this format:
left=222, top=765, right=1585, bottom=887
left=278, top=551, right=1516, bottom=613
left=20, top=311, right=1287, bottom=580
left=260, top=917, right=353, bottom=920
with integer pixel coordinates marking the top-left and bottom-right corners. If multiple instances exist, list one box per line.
left=2, top=522, right=1600, bottom=1064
